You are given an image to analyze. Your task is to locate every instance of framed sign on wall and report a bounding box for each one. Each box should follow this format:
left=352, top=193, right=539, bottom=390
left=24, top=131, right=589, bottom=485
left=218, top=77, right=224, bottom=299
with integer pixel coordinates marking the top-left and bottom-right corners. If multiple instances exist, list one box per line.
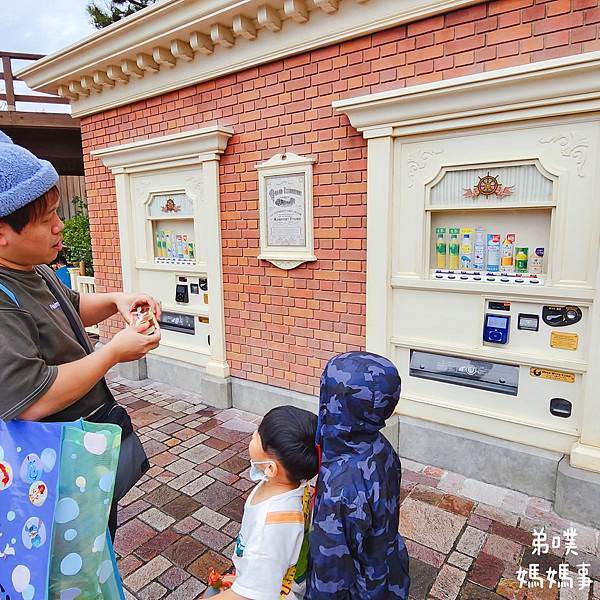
left=256, top=152, right=316, bottom=270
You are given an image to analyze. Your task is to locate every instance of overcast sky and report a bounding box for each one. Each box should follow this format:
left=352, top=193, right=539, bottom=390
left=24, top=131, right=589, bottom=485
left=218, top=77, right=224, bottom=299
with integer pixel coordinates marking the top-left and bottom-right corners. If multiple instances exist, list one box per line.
left=2, top=1, right=97, bottom=111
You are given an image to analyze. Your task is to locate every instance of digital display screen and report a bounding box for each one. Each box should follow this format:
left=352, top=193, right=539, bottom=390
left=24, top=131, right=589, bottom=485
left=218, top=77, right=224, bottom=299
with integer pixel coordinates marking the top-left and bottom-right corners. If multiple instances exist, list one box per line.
left=487, top=315, right=509, bottom=329
left=518, top=314, right=539, bottom=331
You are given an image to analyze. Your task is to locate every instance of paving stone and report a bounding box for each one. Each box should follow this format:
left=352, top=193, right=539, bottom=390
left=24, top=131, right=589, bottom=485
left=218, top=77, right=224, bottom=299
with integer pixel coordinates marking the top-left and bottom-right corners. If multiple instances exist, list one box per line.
left=482, top=534, right=523, bottom=565
left=208, top=467, right=240, bottom=485
left=139, top=478, right=162, bottom=492
left=124, top=556, right=172, bottom=592
left=462, top=479, right=508, bottom=508
left=502, top=491, right=530, bottom=516
left=592, top=580, right=600, bottom=598
left=424, top=465, right=445, bottom=478
left=194, top=481, right=242, bottom=511
left=207, top=447, right=238, bottom=467
left=160, top=423, right=184, bottom=435
left=408, top=557, right=438, bottom=600
left=180, top=444, right=219, bottom=464
left=204, top=437, right=232, bottom=451
left=118, top=499, right=151, bottom=526
left=220, top=455, right=251, bottom=474
left=143, top=439, right=171, bottom=458
left=132, top=406, right=177, bottom=428
left=162, top=536, right=207, bottom=568
left=448, top=552, right=474, bottom=571
left=118, top=555, right=143, bottom=578
left=119, top=486, right=145, bottom=507
left=233, top=478, right=254, bottom=492
left=195, top=418, right=220, bottom=433
left=438, top=472, right=466, bottom=495
left=205, top=426, right=249, bottom=444
left=468, top=514, right=493, bottom=531
left=167, top=470, right=202, bottom=491
left=180, top=475, right=214, bottom=496
left=406, top=539, right=445, bottom=568
left=496, top=577, right=527, bottom=600
left=220, top=496, right=246, bottom=522
left=468, top=552, right=505, bottom=590
left=222, top=521, right=241, bottom=538
left=136, top=528, right=180, bottom=561
left=114, top=518, right=157, bottom=556
left=188, top=550, right=232, bottom=584
left=565, top=551, right=600, bottom=580
left=139, top=582, right=168, bottom=600
left=163, top=495, right=202, bottom=520
left=191, top=525, right=232, bottom=551
left=139, top=507, right=177, bottom=531
left=181, top=433, right=209, bottom=449
left=400, top=498, right=467, bottom=554
left=153, top=452, right=179, bottom=467
left=409, top=485, right=445, bottom=506
left=173, top=515, right=201, bottom=535
left=570, top=523, right=599, bottom=555
left=460, top=582, right=505, bottom=599
left=440, top=494, right=475, bottom=518
left=490, top=522, right=533, bottom=546
left=193, top=506, right=230, bottom=530
left=164, top=576, right=206, bottom=600
left=167, top=458, right=196, bottom=475
left=430, top=564, right=467, bottom=600
left=221, top=417, right=257, bottom=433
left=475, top=504, right=519, bottom=527
left=559, top=585, right=592, bottom=600
left=457, top=527, right=488, bottom=557
left=158, top=566, right=191, bottom=591
left=145, top=485, right=181, bottom=508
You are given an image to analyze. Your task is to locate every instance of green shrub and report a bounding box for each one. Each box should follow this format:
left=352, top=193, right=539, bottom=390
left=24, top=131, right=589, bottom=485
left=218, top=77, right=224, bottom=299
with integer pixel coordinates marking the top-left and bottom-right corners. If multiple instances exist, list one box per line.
left=63, top=196, right=94, bottom=276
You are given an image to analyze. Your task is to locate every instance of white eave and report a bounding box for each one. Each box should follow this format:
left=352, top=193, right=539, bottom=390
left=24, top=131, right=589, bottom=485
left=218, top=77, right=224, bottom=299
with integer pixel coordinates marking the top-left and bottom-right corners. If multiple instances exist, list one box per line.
left=17, top=0, right=480, bottom=118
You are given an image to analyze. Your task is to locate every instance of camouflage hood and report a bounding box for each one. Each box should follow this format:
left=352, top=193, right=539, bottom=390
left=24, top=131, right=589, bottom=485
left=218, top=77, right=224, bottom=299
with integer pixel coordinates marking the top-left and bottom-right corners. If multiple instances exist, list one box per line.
left=317, top=351, right=401, bottom=461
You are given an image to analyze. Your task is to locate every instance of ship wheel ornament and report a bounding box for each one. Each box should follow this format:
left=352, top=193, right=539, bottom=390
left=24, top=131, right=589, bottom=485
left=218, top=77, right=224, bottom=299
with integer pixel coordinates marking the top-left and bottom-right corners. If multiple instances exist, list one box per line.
left=464, top=172, right=514, bottom=199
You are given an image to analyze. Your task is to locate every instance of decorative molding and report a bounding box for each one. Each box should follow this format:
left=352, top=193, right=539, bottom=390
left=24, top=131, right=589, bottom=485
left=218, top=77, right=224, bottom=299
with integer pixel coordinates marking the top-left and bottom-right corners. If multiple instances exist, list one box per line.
left=91, top=125, right=234, bottom=171
left=17, top=0, right=481, bottom=117
left=540, top=133, right=589, bottom=178
left=334, top=51, right=600, bottom=138
left=407, top=149, right=444, bottom=188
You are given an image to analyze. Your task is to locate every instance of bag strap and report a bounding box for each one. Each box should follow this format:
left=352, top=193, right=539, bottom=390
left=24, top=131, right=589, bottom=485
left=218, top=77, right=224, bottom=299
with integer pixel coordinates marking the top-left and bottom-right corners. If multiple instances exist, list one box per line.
left=35, top=265, right=117, bottom=409
left=35, top=264, right=94, bottom=355
left=0, top=281, right=19, bottom=306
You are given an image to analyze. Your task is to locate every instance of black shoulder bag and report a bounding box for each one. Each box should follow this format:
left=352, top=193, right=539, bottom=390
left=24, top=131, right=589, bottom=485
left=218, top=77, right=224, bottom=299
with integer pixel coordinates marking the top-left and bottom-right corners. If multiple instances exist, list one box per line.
left=36, top=265, right=149, bottom=501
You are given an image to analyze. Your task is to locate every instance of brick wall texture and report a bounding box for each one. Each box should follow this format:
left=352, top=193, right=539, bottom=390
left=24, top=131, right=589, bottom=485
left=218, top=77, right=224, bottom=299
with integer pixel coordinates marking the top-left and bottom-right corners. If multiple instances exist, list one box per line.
left=81, top=0, right=600, bottom=396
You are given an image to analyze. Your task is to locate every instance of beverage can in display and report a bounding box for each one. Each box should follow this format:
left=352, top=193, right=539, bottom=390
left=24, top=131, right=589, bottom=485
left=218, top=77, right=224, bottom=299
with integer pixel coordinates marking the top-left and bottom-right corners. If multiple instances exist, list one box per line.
left=529, top=247, right=544, bottom=275
left=436, top=228, right=447, bottom=268
left=165, top=231, right=174, bottom=258
left=473, top=227, right=485, bottom=270
left=501, top=234, right=515, bottom=271
left=183, top=234, right=189, bottom=257
left=188, top=243, right=195, bottom=260
left=486, top=234, right=501, bottom=272
left=460, top=228, right=473, bottom=269
left=515, top=247, right=529, bottom=273
left=176, top=234, right=184, bottom=259
left=448, top=228, right=460, bottom=269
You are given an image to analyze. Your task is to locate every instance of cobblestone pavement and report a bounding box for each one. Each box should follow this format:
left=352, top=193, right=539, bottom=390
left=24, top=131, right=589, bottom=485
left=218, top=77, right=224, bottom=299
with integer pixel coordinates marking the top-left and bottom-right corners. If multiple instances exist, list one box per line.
left=108, top=373, right=600, bottom=600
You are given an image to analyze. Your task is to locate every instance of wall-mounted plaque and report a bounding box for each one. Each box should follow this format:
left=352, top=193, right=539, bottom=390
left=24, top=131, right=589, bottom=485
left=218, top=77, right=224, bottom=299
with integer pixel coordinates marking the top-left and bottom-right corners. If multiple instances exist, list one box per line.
left=257, top=153, right=316, bottom=270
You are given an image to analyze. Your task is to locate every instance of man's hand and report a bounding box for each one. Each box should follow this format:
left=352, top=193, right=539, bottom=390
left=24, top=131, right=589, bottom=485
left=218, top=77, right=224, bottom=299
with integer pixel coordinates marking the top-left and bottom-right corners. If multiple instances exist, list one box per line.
left=105, top=323, right=161, bottom=363
left=115, top=293, right=162, bottom=324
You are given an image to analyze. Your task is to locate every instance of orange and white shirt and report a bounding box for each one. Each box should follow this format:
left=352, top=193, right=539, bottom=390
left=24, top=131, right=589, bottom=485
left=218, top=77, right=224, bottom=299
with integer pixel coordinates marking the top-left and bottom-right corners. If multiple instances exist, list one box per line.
left=232, top=481, right=307, bottom=600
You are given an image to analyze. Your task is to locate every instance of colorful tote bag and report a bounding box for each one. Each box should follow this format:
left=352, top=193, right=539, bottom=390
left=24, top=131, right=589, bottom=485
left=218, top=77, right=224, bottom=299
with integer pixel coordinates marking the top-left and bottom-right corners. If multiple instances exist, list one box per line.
left=0, top=419, right=124, bottom=600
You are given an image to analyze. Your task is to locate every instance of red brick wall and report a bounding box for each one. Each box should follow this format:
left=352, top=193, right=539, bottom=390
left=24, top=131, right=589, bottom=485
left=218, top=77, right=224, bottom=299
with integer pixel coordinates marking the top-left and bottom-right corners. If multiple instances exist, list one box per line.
left=81, top=0, right=600, bottom=395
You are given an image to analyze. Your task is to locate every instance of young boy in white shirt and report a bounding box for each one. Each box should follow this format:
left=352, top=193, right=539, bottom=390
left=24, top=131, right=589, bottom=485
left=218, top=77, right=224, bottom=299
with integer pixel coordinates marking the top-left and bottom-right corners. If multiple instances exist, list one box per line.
left=205, top=405, right=318, bottom=600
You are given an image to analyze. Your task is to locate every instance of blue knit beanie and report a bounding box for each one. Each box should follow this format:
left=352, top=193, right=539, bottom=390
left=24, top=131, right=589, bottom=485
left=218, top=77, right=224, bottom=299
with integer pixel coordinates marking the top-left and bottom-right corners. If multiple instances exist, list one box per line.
left=0, top=129, right=59, bottom=218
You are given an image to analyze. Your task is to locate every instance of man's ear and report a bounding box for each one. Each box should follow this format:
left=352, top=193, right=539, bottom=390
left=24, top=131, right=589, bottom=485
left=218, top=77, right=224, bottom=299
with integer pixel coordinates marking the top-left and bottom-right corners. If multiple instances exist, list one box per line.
left=0, top=222, right=10, bottom=247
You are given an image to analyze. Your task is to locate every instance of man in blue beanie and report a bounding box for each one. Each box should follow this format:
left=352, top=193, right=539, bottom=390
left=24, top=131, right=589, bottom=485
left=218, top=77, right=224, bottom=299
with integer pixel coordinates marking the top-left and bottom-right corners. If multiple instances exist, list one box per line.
left=0, top=129, right=161, bottom=537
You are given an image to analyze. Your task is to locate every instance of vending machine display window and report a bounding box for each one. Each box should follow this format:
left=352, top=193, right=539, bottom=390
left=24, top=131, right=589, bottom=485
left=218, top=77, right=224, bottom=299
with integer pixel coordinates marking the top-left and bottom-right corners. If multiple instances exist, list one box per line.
left=428, top=162, right=554, bottom=286
left=147, top=192, right=197, bottom=266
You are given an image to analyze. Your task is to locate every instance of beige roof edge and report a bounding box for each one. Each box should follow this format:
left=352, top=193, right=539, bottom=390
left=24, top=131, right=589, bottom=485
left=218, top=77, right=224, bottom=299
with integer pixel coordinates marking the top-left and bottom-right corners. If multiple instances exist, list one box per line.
left=17, top=0, right=479, bottom=116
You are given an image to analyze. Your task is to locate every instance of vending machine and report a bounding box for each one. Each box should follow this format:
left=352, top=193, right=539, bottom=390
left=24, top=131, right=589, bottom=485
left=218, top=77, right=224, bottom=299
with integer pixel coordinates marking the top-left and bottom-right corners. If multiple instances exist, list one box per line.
left=386, top=119, right=600, bottom=469
left=94, top=126, right=233, bottom=406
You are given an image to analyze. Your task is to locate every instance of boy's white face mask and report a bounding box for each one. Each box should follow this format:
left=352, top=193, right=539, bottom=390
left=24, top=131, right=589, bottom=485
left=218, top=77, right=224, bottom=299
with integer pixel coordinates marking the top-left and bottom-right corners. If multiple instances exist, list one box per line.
left=249, top=460, right=274, bottom=482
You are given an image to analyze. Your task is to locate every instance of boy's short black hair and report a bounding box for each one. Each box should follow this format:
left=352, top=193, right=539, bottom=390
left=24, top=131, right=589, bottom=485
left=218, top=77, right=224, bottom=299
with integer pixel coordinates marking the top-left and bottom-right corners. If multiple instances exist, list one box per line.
left=258, top=406, right=318, bottom=484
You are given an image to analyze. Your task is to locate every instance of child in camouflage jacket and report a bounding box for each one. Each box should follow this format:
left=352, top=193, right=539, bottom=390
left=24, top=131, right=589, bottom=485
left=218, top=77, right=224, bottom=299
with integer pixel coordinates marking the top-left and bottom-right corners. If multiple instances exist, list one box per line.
left=305, top=351, right=410, bottom=600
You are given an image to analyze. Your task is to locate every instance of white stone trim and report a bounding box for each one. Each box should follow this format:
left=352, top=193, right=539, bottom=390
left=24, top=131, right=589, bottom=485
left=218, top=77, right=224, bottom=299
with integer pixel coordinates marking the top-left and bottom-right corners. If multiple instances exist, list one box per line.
left=334, top=51, right=600, bottom=136
left=93, top=126, right=234, bottom=380
left=18, top=0, right=479, bottom=117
